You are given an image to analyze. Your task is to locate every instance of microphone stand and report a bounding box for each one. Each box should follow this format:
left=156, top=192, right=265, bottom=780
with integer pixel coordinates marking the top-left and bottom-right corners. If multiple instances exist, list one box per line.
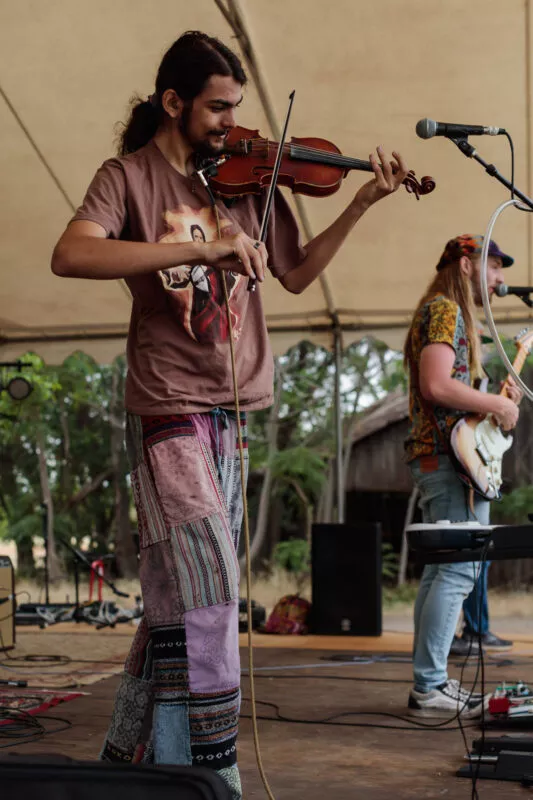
left=57, top=536, right=130, bottom=600
left=448, top=136, right=533, bottom=211
left=516, top=293, right=533, bottom=309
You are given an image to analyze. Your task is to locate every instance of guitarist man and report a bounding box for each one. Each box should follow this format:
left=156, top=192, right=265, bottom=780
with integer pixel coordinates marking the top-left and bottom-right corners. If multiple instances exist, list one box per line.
left=404, top=234, right=521, bottom=717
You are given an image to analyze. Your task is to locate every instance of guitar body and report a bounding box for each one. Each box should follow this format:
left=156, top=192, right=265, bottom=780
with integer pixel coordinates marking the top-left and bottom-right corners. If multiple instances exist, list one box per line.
left=450, top=415, right=513, bottom=500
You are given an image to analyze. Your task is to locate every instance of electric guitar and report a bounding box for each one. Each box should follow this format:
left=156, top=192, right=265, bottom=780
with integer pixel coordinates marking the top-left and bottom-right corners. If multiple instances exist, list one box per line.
left=449, top=327, right=533, bottom=500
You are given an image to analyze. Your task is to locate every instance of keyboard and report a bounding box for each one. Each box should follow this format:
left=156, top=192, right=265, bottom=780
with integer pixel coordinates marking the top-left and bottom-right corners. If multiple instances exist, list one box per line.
left=407, top=523, right=533, bottom=563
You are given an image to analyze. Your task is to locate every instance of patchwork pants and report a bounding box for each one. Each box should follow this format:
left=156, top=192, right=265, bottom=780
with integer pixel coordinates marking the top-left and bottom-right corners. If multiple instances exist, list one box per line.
left=101, top=410, right=248, bottom=800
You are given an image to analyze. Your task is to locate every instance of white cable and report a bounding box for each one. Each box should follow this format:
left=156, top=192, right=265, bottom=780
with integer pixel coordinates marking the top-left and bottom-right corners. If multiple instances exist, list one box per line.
left=480, top=199, right=533, bottom=402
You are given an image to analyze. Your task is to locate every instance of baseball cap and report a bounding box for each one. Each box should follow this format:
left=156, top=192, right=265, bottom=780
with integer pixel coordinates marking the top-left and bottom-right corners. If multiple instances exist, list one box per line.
left=436, top=234, right=514, bottom=271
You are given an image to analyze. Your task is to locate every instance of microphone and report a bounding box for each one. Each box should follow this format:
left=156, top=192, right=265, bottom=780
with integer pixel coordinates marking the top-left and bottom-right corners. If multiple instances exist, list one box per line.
left=416, top=118, right=506, bottom=140
left=495, top=284, right=533, bottom=298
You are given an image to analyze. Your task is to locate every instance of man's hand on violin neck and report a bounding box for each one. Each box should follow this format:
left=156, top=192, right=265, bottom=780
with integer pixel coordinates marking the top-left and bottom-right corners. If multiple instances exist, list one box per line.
left=353, top=146, right=409, bottom=210
left=203, top=233, right=267, bottom=282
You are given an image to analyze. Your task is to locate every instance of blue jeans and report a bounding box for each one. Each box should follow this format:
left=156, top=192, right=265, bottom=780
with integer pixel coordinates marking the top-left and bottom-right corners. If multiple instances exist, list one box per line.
left=410, top=455, right=490, bottom=692
left=463, top=560, right=489, bottom=635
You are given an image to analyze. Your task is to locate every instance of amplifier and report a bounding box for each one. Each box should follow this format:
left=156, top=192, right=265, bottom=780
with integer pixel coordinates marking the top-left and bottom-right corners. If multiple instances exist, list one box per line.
left=0, top=555, right=15, bottom=651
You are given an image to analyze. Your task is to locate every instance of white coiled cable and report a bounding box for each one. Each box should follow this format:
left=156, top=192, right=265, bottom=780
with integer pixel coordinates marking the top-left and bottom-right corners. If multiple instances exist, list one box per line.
left=480, top=198, right=533, bottom=402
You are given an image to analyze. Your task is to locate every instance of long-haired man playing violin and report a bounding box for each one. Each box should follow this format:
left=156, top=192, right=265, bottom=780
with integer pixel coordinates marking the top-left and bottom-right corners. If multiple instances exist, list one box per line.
left=51, top=31, right=408, bottom=797
left=404, top=234, right=521, bottom=718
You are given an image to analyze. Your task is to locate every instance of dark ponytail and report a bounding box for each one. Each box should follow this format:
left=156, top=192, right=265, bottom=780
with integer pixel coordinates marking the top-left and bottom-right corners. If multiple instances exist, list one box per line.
left=117, top=31, right=247, bottom=156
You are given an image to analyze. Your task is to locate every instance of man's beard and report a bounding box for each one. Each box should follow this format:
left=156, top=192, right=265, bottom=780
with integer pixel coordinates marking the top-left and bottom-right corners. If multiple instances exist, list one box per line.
left=194, top=135, right=227, bottom=159
left=180, top=109, right=227, bottom=159
left=473, top=284, right=493, bottom=307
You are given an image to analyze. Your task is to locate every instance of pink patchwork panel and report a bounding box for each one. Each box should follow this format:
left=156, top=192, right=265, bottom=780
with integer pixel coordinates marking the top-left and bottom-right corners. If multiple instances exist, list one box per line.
left=130, top=463, right=169, bottom=548
left=185, top=600, right=240, bottom=693
left=139, top=540, right=186, bottom=625
left=146, top=436, right=221, bottom=525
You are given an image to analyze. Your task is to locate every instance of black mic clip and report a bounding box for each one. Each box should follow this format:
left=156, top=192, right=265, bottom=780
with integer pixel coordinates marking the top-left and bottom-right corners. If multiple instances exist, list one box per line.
left=449, top=137, right=504, bottom=183
left=449, top=137, right=477, bottom=159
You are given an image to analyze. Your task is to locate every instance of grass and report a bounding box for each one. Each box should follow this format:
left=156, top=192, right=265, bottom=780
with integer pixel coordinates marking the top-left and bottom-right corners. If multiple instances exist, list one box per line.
left=383, top=583, right=419, bottom=609
left=15, top=569, right=307, bottom=617
left=12, top=573, right=533, bottom=623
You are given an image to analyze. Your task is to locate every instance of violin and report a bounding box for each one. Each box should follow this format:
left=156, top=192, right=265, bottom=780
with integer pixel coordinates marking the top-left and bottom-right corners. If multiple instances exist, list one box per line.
left=208, top=125, right=436, bottom=201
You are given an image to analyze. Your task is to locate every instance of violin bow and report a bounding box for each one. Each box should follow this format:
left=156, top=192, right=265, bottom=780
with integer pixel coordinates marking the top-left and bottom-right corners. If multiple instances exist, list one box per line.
left=248, top=89, right=296, bottom=292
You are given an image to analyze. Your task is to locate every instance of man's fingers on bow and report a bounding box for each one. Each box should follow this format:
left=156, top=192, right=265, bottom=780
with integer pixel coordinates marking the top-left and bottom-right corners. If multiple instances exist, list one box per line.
left=233, top=243, right=254, bottom=279
left=245, top=239, right=266, bottom=282
left=254, top=240, right=268, bottom=278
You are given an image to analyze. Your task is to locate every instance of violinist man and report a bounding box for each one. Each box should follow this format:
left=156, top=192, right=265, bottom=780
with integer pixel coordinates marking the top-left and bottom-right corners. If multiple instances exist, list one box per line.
left=51, top=30, right=408, bottom=799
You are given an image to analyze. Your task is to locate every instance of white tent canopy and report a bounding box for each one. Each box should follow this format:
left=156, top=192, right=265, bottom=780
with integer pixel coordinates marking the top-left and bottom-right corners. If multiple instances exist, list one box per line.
left=1, top=0, right=533, bottom=363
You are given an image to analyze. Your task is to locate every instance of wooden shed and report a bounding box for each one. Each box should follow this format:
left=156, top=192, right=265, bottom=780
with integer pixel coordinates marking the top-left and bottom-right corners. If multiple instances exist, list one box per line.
left=344, top=390, right=414, bottom=555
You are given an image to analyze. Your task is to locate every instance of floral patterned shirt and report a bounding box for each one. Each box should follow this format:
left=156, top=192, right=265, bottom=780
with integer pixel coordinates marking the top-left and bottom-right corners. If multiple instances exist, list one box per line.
left=405, top=294, right=471, bottom=462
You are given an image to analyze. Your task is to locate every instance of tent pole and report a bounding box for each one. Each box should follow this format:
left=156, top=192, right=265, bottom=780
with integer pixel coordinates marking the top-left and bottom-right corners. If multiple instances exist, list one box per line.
left=334, top=326, right=345, bottom=523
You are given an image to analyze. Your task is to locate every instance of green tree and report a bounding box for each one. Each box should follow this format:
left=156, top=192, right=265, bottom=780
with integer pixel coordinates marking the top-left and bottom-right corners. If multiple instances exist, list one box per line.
left=0, top=352, right=136, bottom=581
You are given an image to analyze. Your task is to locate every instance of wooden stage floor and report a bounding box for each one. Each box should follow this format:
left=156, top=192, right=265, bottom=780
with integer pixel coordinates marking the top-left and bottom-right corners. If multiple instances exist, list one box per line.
left=4, top=632, right=533, bottom=799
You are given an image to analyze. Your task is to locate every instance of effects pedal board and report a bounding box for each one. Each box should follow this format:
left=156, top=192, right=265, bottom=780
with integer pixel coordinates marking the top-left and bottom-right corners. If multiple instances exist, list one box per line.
left=457, top=682, right=533, bottom=784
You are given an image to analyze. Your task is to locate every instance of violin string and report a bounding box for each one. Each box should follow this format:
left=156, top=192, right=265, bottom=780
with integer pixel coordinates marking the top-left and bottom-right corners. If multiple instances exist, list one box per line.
left=241, top=137, right=353, bottom=160
left=253, top=140, right=360, bottom=161
left=244, top=139, right=372, bottom=169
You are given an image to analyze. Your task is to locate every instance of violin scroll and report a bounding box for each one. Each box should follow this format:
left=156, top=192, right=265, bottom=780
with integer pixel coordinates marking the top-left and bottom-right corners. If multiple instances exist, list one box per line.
left=403, top=171, right=436, bottom=200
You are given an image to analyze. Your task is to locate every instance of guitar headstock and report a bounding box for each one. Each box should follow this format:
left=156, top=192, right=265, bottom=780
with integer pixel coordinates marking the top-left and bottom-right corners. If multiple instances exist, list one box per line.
left=514, top=327, right=533, bottom=356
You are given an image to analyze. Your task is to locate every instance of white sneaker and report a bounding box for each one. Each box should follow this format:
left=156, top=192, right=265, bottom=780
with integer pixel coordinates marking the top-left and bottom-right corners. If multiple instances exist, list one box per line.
left=447, top=678, right=485, bottom=701
left=408, top=679, right=491, bottom=718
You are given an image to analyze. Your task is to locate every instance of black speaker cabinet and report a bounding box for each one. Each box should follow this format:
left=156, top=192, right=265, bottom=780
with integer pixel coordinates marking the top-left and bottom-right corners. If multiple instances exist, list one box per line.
left=0, top=755, right=231, bottom=800
left=0, top=555, right=15, bottom=651
left=311, top=522, right=382, bottom=636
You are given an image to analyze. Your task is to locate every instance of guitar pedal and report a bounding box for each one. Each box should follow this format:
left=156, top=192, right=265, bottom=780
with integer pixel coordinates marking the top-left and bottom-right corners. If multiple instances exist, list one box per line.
left=489, top=681, right=533, bottom=717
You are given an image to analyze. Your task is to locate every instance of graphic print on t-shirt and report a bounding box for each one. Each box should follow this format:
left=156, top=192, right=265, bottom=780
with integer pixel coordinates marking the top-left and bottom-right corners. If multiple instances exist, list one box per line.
left=158, top=204, right=244, bottom=344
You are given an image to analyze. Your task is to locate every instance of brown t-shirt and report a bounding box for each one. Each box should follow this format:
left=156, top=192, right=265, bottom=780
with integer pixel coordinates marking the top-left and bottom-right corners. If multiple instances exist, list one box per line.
left=72, top=140, right=305, bottom=414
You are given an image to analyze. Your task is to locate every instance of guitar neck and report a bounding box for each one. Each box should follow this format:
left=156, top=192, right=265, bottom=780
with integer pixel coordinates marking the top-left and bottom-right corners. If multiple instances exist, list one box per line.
left=500, top=347, right=527, bottom=396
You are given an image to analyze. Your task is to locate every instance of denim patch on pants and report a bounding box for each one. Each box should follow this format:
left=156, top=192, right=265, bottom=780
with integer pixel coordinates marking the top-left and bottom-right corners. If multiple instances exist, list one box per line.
left=153, top=703, right=192, bottom=765
left=410, top=455, right=489, bottom=691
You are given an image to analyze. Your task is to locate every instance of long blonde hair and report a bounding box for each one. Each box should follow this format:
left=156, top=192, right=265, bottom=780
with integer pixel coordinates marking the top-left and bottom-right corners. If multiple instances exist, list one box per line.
left=404, top=259, right=483, bottom=380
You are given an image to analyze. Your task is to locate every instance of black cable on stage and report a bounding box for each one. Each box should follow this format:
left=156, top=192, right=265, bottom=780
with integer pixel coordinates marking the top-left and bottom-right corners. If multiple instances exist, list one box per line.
left=0, top=706, right=72, bottom=748
left=240, top=697, right=479, bottom=733
left=464, top=534, right=493, bottom=800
